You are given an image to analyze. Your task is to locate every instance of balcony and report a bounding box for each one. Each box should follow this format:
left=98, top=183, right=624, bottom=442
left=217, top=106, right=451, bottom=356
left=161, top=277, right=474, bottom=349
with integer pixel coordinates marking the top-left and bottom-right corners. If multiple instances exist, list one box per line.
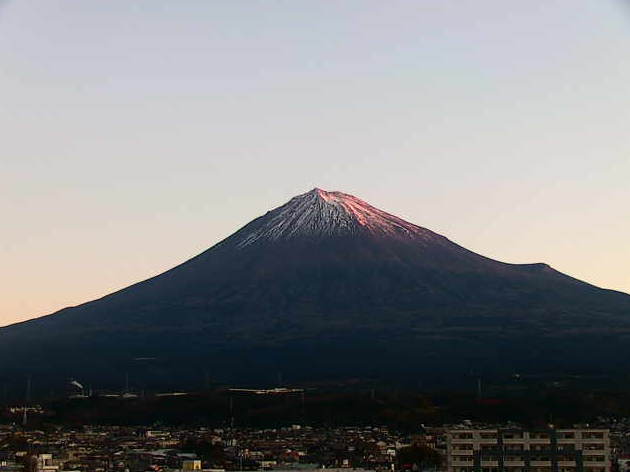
left=478, top=439, right=500, bottom=445
left=529, top=439, right=551, bottom=445
left=503, top=438, right=526, bottom=444
left=451, top=449, right=474, bottom=455
left=451, top=439, right=476, bottom=444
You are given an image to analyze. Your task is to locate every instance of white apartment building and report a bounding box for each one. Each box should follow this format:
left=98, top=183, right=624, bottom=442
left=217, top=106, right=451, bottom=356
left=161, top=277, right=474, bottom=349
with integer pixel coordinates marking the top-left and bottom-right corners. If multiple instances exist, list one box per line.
left=446, top=429, right=610, bottom=472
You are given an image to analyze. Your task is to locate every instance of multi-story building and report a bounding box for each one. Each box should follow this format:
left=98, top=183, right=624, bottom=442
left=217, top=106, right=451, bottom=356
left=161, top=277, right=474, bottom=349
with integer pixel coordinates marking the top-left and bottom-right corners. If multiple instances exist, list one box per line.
left=446, top=429, right=610, bottom=472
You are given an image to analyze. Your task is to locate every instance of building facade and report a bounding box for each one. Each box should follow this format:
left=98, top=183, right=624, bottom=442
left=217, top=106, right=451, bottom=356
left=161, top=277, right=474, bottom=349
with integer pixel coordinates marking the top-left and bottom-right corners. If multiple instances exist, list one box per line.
left=446, top=429, right=610, bottom=472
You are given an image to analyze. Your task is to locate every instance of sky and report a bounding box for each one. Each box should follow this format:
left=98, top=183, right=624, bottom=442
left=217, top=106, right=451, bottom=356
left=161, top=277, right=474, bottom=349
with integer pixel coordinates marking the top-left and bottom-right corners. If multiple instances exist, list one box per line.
left=1, top=0, right=629, bottom=327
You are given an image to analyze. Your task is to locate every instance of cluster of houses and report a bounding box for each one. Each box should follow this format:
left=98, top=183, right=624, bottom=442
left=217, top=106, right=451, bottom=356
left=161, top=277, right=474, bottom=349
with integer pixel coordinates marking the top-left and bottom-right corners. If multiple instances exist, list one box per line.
left=3, top=417, right=630, bottom=472
left=0, top=424, right=440, bottom=472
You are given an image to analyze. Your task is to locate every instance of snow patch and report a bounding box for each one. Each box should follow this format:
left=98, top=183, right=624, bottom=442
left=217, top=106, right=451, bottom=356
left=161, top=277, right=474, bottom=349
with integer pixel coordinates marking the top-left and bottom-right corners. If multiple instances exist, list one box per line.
left=237, top=188, right=433, bottom=248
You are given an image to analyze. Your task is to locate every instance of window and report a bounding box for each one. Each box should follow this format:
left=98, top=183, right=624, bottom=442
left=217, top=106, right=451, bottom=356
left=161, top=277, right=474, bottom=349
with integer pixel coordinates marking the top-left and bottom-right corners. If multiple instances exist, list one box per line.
left=457, top=433, right=474, bottom=439
left=584, top=444, right=604, bottom=451
left=560, top=432, right=575, bottom=439
left=481, top=433, right=498, bottom=439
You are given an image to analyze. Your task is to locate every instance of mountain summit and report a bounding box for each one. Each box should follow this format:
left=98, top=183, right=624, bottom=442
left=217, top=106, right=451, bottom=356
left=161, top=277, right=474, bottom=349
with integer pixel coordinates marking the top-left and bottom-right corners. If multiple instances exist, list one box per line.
left=1, top=189, right=629, bottom=384
left=236, top=188, right=433, bottom=246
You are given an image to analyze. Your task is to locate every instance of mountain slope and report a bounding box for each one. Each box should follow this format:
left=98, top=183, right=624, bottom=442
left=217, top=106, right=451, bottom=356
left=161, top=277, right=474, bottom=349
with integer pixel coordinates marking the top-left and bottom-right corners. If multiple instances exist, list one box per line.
left=2, top=189, right=629, bottom=382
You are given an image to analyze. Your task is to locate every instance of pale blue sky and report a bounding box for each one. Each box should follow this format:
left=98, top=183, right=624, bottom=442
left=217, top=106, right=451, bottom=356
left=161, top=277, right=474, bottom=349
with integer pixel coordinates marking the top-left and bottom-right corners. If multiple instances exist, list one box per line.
left=1, top=0, right=629, bottom=326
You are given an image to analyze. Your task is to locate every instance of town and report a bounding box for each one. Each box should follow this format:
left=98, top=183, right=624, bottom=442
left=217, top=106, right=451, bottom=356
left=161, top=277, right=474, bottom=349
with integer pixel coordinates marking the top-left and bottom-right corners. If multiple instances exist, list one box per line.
left=2, top=413, right=630, bottom=472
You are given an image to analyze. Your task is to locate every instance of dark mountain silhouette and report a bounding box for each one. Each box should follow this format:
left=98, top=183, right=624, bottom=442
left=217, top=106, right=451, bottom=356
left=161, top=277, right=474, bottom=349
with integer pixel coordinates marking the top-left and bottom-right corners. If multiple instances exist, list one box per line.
left=2, top=189, right=629, bottom=384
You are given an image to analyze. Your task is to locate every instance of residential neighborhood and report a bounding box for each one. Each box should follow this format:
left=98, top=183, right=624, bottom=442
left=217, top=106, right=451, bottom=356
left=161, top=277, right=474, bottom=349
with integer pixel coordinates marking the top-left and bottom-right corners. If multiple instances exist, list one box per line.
left=3, top=416, right=630, bottom=472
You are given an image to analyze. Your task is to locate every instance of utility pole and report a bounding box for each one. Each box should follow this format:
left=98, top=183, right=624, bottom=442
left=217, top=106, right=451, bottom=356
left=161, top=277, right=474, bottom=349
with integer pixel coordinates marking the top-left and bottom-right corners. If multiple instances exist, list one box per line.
left=229, top=395, right=234, bottom=430
left=22, top=375, right=31, bottom=428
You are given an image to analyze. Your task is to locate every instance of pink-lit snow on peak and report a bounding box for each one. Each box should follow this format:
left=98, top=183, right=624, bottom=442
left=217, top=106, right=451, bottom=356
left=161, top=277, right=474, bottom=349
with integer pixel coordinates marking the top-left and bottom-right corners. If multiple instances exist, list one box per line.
left=236, top=188, right=434, bottom=248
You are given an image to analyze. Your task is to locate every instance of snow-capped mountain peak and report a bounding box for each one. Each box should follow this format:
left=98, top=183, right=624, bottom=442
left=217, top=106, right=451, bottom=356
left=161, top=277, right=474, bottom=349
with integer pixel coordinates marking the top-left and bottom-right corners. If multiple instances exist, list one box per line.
left=236, top=188, right=433, bottom=247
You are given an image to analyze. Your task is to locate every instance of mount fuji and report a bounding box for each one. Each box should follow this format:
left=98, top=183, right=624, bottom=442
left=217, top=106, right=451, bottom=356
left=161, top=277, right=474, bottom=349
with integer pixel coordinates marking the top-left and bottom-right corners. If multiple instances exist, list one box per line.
left=2, top=189, right=629, bottom=383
